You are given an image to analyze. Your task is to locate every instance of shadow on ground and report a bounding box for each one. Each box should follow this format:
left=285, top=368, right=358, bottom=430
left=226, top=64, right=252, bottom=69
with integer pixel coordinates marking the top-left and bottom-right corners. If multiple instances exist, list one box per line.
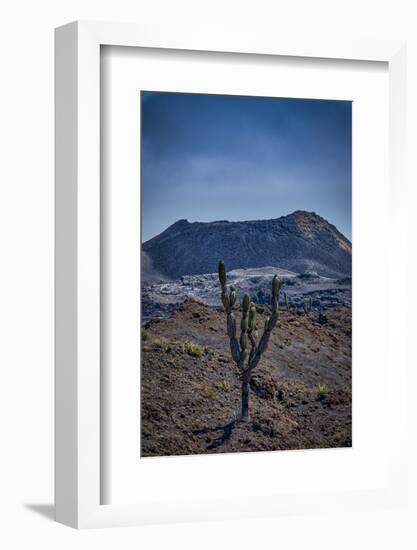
left=193, top=420, right=236, bottom=450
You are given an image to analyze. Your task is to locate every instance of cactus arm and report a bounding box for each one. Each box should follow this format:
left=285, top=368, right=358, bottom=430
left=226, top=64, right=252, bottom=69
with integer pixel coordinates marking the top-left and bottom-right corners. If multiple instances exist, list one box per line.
left=226, top=311, right=236, bottom=337
left=247, top=302, right=258, bottom=363
left=218, top=260, right=230, bottom=312
left=248, top=307, right=278, bottom=372
left=239, top=349, right=247, bottom=370
left=218, top=262, right=243, bottom=367
left=272, top=275, right=281, bottom=312
left=239, top=292, right=250, bottom=351
left=221, top=286, right=230, bottom=312
left=284, top=292, right=290, bottom=311
left=248, top=331, right=257, bottom=364
left=247, top=277, right=280, bottom=372
left=229, top=285, right=237, bottom=307
left=218, top=260, right=227, bottom=288
left=226, top=311, right=241, bottom=365
left=230, top=337, right=241, bottom=365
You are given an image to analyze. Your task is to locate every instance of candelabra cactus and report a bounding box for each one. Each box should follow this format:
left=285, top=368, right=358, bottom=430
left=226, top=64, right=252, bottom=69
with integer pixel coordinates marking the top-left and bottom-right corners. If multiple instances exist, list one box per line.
left=218, top=261, right=281, bottom=421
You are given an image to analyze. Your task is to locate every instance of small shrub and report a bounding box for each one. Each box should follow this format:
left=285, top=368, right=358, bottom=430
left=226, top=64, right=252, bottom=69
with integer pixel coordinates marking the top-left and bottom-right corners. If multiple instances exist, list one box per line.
left=318, top=383, right=329, bottom=398
left=217, top=380, right=230, bottom=391
left=183, top=340, right=207, bottom=357
left=153, top=338, right=162, bottom=347
left=198, top=384, right=215, bottom=399
left=141, top=329, right=149, bottom=341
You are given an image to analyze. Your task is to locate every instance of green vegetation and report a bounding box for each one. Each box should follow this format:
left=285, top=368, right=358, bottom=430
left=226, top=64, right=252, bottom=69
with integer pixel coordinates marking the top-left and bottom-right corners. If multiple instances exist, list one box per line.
left=151, top=338, right=210, bottom=357
left=318, top=383, right=329, bottom=398
left=183, top=340, right=209, bottom=358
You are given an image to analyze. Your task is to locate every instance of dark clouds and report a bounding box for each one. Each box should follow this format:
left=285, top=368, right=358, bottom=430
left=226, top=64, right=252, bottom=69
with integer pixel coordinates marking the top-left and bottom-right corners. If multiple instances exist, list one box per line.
left=141, top=91, right=351, bottom=242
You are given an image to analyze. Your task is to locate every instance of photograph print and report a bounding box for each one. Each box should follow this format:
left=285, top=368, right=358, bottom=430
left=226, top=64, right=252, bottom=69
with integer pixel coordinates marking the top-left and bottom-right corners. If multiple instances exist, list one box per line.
left=140, top=91, right=352, bottom=457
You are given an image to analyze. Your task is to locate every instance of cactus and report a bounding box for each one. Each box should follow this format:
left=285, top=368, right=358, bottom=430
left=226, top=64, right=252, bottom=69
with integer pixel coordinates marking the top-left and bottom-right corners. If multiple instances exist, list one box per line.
left=242, top=293, right=250, bottom=312
left=248, top=304, right=257, bottom=332
left=229, top=285, right=237, bottom=306
left=271, top=275, right=281, bottom=312
left=284, top=292, right=290, bottom=311
left=218, top=260, right=226, bottom=287
left=303, top=296, right=313, bottom=315
left=240, top=316, right=248, bottom=332
left=218, top=261, right=280, bottom=421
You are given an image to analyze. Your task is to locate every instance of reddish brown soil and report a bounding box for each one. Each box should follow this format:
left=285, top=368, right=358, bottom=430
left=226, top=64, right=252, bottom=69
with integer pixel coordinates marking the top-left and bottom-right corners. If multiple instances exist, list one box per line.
left=141, top=299, right=352, bottom=457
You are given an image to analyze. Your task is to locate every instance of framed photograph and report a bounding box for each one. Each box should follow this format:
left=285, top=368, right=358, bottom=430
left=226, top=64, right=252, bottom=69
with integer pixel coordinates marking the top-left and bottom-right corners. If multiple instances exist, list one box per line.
left=55, top=21, right=407, bottom=528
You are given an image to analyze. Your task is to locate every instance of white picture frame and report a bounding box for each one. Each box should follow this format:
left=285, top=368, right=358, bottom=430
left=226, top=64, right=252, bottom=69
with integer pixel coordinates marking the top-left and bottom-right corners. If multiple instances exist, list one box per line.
left=55, top=21, right=407, bottom=529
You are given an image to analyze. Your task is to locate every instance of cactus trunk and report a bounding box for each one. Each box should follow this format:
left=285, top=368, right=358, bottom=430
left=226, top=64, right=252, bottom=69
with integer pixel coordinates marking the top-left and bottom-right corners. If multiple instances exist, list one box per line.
left=241, top=378, right=250, bottom=421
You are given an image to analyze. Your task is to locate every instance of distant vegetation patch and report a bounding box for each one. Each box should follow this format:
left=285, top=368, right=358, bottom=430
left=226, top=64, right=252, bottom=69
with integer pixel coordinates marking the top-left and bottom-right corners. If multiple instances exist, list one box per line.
left=183, top=340, right=210, bottom=358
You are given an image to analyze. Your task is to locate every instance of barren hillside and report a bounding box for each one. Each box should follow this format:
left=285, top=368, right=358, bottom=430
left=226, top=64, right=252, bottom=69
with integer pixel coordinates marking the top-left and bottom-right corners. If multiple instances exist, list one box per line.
left=141, top=298, right=352, bottom=457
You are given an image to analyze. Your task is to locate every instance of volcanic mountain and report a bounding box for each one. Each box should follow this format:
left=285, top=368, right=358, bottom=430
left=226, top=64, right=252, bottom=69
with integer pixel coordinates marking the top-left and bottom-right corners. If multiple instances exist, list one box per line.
left=142, top=211, right=352, bottom=280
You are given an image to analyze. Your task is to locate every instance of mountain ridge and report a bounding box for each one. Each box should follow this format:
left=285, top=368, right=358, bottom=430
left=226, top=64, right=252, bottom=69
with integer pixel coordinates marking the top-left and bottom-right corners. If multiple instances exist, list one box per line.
left=143, top=210, right=352, bottom=280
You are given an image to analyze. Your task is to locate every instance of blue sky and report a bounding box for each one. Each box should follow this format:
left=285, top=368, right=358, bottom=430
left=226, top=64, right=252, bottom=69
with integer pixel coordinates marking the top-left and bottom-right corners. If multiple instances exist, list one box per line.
left=141, top=91, right=352, bottom=242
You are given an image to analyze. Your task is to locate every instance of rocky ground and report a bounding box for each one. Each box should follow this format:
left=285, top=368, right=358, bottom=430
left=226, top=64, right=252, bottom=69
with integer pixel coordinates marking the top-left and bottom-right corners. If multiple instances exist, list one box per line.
left=142, top=266, right=352, bottom=323
left=141, top=298, right=352, bottom=457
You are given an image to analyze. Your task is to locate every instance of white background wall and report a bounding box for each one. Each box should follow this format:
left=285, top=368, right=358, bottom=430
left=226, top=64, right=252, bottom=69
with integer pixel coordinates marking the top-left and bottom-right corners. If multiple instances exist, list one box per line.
left=0, top=0, right=416, bottom=548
